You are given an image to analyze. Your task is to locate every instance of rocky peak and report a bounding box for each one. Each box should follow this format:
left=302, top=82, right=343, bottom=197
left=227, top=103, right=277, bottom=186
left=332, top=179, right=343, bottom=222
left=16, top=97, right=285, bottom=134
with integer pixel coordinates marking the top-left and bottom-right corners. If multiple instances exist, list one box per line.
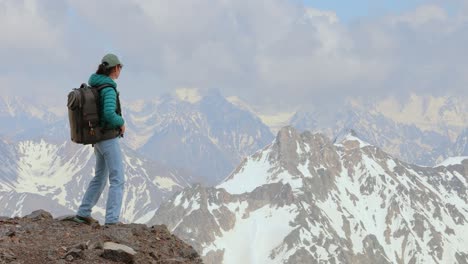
left=0, top=210, right=202, bottom=264
left=272, top=126, right=302, bottom=167
left=275, top=128, right=340, bottom=188
left=435, top=157, right=468, bottom=178
left=274, top=126, right=335, bottom=151
left=272, top=126, right=336, bottom=167
left=333, top=128, right=371, bottom=148
left=454, top=128, right=468, bottom=156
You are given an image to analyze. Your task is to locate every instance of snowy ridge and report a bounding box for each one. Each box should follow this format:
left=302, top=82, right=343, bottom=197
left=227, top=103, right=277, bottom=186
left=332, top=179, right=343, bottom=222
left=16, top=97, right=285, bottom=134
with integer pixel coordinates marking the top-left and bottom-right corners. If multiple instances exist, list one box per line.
left=333, top=129, right=371, bottom=148
left=0, top=95, right=59, bottom=122
left=436, top=156, right=468, bottom=167
left=151, top=126, right=468, bottom=264
left=290, top=95, right=468, bottom=167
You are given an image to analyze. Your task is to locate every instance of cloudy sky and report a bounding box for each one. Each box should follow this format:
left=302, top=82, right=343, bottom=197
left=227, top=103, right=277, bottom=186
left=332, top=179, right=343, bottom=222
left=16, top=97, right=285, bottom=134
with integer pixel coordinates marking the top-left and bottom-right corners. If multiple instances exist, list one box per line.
left=1, top=0, right=467, bottom=110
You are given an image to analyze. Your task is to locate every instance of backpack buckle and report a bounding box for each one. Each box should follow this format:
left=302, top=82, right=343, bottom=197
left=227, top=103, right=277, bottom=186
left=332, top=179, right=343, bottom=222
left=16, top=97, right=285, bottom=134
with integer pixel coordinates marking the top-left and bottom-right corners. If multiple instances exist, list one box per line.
left=89, top=121, right=96, bottom=136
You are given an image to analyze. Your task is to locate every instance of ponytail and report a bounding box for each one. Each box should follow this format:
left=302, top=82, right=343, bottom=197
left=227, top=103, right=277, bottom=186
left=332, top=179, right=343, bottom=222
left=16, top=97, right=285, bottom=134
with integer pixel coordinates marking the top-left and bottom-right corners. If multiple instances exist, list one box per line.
left=96, top=62, right=116, bottom=76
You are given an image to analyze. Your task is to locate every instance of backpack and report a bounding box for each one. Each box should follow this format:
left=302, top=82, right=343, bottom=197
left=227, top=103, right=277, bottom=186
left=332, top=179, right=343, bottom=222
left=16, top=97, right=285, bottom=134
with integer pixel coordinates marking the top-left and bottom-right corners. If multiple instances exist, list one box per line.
left=67, top=83, right=121, bottom=145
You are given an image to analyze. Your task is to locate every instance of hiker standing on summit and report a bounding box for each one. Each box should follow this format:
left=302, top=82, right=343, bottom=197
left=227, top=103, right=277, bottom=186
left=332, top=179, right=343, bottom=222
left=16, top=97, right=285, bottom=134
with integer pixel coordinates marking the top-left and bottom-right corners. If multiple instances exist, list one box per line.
left=75, top=54, right=125, bottom=225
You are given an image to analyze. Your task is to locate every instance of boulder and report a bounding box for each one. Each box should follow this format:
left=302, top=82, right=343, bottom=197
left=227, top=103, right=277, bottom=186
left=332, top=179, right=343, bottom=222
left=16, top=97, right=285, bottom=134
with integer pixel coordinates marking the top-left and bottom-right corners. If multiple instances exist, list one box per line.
left=101, top=242, right=136, bottom=264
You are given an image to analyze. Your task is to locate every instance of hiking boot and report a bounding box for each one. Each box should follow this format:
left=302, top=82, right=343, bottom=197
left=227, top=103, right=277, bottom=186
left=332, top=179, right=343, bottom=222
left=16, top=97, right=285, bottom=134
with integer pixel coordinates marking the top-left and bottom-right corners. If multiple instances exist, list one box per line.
left=104, top=222, right=124, bottom=227
left=75, top=215, right=99, bottom=225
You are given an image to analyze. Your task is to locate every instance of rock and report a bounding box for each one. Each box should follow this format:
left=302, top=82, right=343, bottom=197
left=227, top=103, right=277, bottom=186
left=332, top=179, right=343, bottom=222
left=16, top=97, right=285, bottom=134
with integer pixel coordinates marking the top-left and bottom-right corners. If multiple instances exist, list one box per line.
left=10, top=236, right=20, bottom=244
left=101, top=242, right=136, bottom=264
left=103, top=242, right=136, bottom=255
left=64, top=248, right=83, bottom=260
left=105, top=227, right=134, bottom=243
left=70, top=242, right=88, bottom=250
left=180, top=247, right=200, bottom=260
left=0, top=228, right=16, bottom=238
left=55, top=215, right=76, bottom=221
left=47, top=250, right=57, bottom=261
left=6, top=230, right=15, bottom=237
left=130, top=225, right=147, bottom=237
left=0, top=248, right=16, bottom=262
left=88, top=241, right=103, bottom=250
left=24, top=210, right=53, bottom=221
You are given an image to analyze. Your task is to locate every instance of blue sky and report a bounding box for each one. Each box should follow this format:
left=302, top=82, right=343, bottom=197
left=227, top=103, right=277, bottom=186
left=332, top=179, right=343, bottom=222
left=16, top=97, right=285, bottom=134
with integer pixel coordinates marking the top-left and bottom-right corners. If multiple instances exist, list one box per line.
left=303, top=0, right=436, bottom=21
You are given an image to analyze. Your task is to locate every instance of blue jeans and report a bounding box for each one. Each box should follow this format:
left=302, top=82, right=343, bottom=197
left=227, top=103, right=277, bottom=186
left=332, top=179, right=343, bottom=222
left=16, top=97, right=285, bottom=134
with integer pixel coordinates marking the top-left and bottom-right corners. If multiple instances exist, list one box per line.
left=77, top=138, right=124, bottom=224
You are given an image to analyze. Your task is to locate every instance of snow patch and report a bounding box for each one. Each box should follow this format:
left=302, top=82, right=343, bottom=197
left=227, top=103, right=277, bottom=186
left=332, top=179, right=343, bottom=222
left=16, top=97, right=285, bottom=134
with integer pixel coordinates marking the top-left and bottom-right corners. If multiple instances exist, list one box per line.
left=256, top=111, right=296, bottom=134
left=218, top=149, right=273, bottom=194
left=134, top=208, right=158, bottom=224
left=203, top=204, right=298, bottom=264
left=175, top=88, right=202, bottom=103
left=436, top=156, right=468, bottom=167
left=153, top=176, right=180, bottom=190
left=336, top=134, right=371, bottom=148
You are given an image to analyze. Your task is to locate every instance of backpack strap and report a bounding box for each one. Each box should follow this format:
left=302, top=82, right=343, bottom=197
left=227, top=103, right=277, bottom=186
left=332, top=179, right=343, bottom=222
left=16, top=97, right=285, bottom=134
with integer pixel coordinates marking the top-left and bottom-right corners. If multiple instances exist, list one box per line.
left=94, top=84, right=121, bottom=115
left=95, top=83, right=115, bottom=92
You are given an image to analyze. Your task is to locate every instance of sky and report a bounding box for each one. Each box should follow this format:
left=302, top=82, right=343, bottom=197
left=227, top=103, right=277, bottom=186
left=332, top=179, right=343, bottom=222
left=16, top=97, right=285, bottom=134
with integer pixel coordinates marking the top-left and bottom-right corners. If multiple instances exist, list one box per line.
left=0, top=0, right=467, bottom=111
left=304, top=0, right=430, bottom=21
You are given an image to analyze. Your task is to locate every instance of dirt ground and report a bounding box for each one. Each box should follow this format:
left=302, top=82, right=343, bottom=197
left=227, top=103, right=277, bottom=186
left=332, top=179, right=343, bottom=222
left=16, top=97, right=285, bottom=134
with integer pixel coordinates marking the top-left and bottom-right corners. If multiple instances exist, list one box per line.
left=0, top=210, right=203, bottom=264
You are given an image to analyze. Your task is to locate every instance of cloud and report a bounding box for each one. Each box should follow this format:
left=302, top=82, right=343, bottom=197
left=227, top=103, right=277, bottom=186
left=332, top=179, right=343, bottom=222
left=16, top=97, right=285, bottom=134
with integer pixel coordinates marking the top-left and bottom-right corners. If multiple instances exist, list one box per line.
left=0, top=0, right=466, bottom=108
left=0, top=0, right=68, bottom=64
left=346, top=3, right=468, bottom=98
left=390, top=4, right=447, bottom=28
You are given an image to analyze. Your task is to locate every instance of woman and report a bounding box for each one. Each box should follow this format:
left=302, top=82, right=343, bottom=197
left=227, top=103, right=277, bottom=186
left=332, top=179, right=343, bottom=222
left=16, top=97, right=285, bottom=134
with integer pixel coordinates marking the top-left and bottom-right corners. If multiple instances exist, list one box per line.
left=74, top=53, right=126, bottom=225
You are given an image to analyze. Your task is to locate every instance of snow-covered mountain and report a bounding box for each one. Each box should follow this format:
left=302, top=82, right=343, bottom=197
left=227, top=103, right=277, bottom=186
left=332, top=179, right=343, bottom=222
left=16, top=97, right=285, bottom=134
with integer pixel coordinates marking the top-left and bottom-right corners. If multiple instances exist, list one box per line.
left=2, top=92, right=464, bottom=185
left=0, top=138, right=17, bottom=192
left=289, top=94, right=467, bottom=166
left=125, top=90, right=274, bottom=185
left=149, top=126, right=468, bottom=264
left=0, top=90, right=273, bottom=225
left=0, top=96, right=61, bottom=141
left=1, top=89, right=274, bottom=187
left=0, top=138, right=189, bottom=223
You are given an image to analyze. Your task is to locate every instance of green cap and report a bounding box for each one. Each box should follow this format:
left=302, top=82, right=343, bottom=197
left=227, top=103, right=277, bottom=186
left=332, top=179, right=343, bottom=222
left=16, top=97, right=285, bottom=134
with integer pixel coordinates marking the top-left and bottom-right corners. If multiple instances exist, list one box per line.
left=101, top=53, right=122, bottom=68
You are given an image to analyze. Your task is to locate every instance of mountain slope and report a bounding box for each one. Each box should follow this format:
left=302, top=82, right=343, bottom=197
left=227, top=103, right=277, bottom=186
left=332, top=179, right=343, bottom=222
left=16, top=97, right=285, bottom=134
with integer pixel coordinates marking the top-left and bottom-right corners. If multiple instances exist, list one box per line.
left=453, top=128, right=468, bottom=156
left=126, top=91, right=274, bottom=185
left=0, top=96, right=61, bottom=141
left=149, top=126, right=468, bottom=264
left=0, top=139, right=189, bottom=223
left=0, top=139, right=16, bottom=192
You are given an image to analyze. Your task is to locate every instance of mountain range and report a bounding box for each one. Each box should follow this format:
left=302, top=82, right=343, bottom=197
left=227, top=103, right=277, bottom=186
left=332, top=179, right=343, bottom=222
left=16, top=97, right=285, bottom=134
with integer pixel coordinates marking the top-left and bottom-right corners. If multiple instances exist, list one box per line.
left=0, top=92, right=466, bottom=223
left=289, top=95, right=467, bottom=167
left=0, top=90, right=274, bottom=222
left=124, top=90, right=274, bottom=185
left=149, top=126, right=468, bottom=264
left=1, top=91, right=466, bottom=188
left=0, top=137, right=189, bottom=223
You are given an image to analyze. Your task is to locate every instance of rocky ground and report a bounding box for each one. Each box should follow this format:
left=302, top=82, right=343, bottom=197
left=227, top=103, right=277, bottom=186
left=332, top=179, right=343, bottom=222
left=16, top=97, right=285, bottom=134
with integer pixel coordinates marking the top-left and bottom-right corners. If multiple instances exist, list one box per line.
left=0, top=210, right=203, bottom=264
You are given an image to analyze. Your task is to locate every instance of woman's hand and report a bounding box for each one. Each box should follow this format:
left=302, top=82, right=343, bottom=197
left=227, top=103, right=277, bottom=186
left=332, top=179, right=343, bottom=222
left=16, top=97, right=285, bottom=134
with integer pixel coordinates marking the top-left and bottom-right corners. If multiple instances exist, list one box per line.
left=120, top=125, right=126, bottom=136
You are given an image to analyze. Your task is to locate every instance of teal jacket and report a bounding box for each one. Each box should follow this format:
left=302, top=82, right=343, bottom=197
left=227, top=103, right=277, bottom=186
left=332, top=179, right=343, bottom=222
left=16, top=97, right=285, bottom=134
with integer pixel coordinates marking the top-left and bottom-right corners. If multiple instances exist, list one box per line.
left=88, top=74, right=125, bottom=129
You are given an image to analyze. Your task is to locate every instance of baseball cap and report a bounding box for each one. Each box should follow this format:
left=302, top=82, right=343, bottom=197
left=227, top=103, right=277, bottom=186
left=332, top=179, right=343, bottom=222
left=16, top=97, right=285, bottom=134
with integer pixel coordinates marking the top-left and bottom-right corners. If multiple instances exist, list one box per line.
left=101, top=53, right=122, bottom=68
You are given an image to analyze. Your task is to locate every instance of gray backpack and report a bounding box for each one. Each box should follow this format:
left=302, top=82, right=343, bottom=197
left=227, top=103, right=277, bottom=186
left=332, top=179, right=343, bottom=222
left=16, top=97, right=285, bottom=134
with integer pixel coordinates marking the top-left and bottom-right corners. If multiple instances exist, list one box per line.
left=67, top=83, right=120, bottom=145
